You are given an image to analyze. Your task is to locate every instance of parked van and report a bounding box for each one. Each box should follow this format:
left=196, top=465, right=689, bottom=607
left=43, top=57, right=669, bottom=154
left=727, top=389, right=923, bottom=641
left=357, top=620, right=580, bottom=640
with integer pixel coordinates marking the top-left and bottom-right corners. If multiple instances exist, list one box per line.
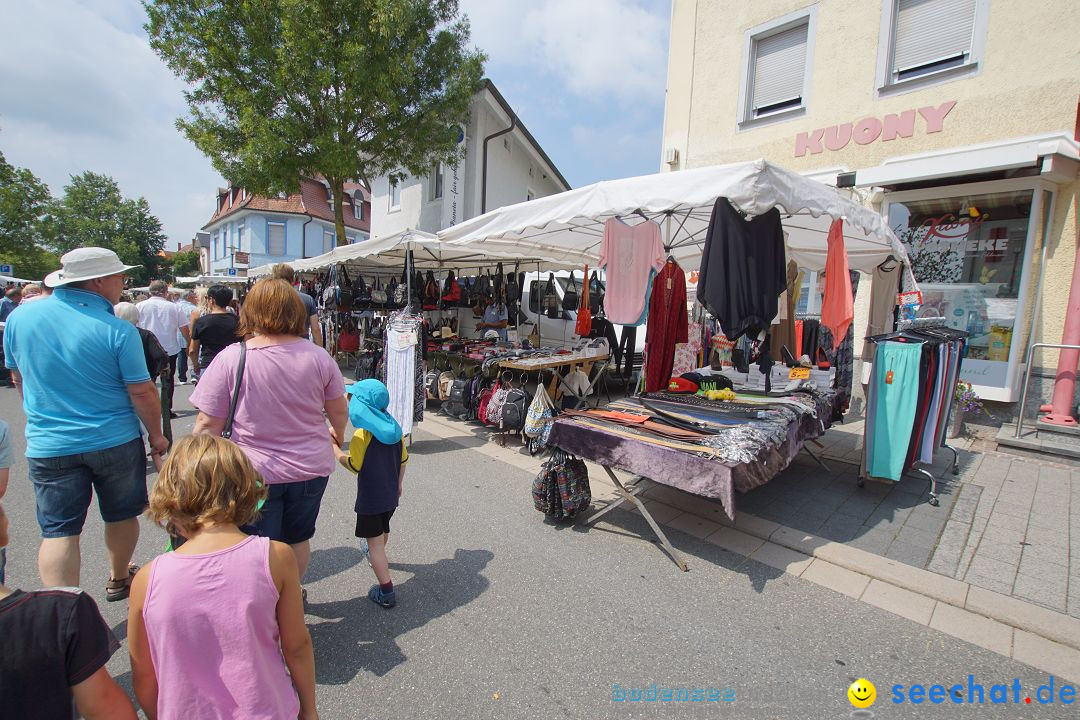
left=517, top=271, right=645, bottom=362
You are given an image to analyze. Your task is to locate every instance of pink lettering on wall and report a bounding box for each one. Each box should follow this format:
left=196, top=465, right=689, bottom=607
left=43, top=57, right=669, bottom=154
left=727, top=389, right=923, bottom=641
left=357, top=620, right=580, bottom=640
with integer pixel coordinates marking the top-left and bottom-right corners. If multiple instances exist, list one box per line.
left=794, top=101, right=956, bottom=157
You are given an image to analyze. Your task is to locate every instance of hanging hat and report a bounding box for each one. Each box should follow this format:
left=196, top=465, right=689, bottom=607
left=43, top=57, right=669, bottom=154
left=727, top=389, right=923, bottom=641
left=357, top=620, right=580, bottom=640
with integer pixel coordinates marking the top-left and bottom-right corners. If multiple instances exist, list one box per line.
left=44, top=247, right=140, bottom=288
left=667, top=377, right=698, bottom=394
left=344, top=379, right=402, bottom=445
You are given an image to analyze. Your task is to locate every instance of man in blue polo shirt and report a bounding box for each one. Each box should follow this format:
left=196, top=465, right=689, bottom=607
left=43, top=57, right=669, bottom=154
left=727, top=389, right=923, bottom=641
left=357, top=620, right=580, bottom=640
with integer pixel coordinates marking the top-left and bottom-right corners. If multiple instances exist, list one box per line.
left=4, top=248, right=168, bottom=598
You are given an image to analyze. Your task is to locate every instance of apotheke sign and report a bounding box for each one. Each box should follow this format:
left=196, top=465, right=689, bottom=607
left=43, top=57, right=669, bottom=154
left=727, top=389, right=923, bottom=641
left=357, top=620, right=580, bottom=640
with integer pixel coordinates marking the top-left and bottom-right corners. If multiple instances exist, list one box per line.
left=794, top=101, right=956, bottom=157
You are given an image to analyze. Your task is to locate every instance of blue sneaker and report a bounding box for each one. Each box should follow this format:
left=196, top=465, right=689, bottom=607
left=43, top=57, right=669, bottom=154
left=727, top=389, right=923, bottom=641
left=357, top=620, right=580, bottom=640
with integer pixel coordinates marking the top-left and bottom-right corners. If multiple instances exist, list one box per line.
left=368, top=584, right=396, bottom=608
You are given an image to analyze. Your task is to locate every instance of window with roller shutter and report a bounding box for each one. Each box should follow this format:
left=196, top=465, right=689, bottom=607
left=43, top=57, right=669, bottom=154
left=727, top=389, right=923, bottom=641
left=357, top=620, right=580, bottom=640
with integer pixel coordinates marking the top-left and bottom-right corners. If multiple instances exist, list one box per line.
left=738, top=7, right=816, bottom=128
left=876, top=0, right=988, bottom=94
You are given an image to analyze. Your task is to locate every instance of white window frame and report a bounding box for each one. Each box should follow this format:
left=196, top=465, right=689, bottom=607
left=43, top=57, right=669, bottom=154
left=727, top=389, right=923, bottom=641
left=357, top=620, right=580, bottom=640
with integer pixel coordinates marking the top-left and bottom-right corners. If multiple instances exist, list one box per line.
left=352, top=195, right=364, bottom=220
left=324, top=229, right=336, bottom=252
left=874, top=0, right=989, bottom=98
left=881, top=176, right=1048, bottom=403
left=237, top=222, right=248, bottom=253
left=388, top=178, right=401, bottom=211
left=736, top=5, right=817, bottom=131
left=267, top=221, right=286, bottom=256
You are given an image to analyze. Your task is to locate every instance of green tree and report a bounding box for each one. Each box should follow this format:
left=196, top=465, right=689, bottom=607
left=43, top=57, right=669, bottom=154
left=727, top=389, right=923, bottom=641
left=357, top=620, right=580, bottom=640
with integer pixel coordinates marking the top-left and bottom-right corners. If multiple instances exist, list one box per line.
left=145, top=0, right=485, bottom=246
left=55, top=173, right=168, bottom=284
left=171, top=249, right=201, bottom=278
left=0, top=151, right=59, bottom=279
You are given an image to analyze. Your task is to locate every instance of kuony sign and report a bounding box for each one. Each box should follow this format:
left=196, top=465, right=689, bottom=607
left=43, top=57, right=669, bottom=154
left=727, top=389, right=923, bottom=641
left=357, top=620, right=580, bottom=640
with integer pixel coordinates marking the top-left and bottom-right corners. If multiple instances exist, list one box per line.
left=794, top=100, right=956, bottom=157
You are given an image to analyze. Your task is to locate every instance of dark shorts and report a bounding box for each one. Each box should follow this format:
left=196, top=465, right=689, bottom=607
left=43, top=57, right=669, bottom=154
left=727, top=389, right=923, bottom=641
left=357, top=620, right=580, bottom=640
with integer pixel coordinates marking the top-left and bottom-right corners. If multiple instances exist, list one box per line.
left=28, top=437, right=148, bottom=539
left=247, top=476, right=329, bottom=545
left=355, top=509, right=395, bottom=539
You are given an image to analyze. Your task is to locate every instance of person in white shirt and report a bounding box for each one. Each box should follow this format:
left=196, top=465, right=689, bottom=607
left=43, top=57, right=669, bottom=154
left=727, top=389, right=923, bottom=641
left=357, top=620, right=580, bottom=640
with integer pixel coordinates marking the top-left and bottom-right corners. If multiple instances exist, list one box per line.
left=173, top=290, right=198, bottom=384
left=137, top=281, right=190, bottom=443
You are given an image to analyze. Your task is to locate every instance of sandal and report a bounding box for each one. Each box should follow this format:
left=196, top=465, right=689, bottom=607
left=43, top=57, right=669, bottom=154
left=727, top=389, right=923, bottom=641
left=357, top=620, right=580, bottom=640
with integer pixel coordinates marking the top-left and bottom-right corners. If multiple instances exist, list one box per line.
left=106, top=563, right=139, bottom=602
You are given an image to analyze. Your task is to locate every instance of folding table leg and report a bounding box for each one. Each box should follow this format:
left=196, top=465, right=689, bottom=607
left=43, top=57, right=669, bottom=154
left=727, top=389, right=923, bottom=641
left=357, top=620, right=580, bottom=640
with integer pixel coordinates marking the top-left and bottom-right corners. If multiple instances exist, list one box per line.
left=586, top=467, right=689, bottom=572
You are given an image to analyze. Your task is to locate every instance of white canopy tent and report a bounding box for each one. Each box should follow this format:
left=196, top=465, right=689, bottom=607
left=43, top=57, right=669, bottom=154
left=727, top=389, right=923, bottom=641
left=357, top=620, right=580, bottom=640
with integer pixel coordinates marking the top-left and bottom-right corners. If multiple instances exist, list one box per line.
left=249, top=228, right=580, bottom=279
left=437, top=159, right=911, bottom=275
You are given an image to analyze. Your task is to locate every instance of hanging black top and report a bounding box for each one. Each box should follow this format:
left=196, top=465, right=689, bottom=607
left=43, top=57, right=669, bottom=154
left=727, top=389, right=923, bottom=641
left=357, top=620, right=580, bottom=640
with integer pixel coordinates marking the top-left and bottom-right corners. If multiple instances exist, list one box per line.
left=697, top=198, right=786, bottom=341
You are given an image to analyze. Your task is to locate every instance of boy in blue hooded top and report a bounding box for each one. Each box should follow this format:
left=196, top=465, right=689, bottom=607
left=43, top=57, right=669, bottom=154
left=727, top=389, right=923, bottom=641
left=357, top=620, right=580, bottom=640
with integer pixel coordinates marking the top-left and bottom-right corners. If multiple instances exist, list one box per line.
left=334, top=379, right=407, bottom=608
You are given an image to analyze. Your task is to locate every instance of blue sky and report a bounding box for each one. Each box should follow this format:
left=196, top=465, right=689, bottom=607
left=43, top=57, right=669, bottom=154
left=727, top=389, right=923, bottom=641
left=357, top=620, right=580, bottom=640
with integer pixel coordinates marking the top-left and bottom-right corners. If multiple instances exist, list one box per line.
left=0, top=0, right=671, bottom=248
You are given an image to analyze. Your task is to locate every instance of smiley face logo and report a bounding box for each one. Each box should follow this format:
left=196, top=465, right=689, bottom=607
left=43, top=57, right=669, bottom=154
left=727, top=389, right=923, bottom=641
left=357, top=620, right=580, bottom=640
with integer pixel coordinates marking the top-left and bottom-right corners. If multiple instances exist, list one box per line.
left=848, top=679, right=876, bottom=708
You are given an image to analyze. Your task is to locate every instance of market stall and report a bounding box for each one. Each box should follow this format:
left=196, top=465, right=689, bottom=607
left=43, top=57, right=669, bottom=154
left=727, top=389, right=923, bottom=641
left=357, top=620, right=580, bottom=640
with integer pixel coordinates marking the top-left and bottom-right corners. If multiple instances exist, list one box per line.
left=250, top=229, right=599, bottom=438
left=439, top=159, right=948, bottom=569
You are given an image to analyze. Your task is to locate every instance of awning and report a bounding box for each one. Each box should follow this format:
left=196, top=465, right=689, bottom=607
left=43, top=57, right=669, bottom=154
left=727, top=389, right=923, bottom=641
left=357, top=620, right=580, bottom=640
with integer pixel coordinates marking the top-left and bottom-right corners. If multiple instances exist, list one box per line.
left=437, top=159, right=909, bottom=273
left=854, top=132, right=1080, bottom=188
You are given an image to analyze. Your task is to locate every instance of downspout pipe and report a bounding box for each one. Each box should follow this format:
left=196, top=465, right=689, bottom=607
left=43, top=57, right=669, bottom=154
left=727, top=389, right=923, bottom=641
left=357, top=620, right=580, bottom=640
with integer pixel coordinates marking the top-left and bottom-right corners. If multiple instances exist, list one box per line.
left=300, top=215, right=313, bottom=259
left=481, top=113, right=516, bottom=214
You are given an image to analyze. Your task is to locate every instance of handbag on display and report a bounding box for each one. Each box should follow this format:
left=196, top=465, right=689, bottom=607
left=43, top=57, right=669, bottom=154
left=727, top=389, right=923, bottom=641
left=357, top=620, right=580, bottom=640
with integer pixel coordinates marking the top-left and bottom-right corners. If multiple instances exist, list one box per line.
left=543, top=273, right=560, bottom=319
left=493, top=262, right=505, bottom=300
left=476, top=379, right=498, bottom=425
left=423, top=270, right=440, bottom=309
left=353, top=274, right=370, bottom=305
left=476, top=268, right=491, bottom=298
left=575, top=264, right=592, bottom=338
left=370, top=277, right=388, bottom=306
left=523, top=384, right=555, bottom=439
left=563, top=272, right=579, bottom=311
left=337, top=326, right=360, bottom=353
left=486, top=384, right=509, bottom=427
left=531, top=450, right=590, bottom=519
left=441, top=270, right=462, bottom=304
left=589, top=271, right=603, bottom=315
left=338, top=266, right=354, bottom=311
left=500, top=387, right=529, bottom=432
left=505, top=265, right=520, bottom=303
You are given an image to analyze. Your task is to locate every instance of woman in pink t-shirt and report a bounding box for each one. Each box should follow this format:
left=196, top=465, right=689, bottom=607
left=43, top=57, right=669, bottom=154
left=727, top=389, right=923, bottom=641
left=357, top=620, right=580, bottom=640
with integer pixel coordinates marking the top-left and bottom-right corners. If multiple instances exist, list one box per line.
left=190, top=279, right=348, bottom=583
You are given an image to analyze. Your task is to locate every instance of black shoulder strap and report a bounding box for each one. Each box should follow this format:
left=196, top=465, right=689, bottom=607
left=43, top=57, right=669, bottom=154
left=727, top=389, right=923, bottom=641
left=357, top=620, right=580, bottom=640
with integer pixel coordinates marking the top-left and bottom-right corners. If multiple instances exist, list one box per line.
left=222, top=341, right=247, bottom=440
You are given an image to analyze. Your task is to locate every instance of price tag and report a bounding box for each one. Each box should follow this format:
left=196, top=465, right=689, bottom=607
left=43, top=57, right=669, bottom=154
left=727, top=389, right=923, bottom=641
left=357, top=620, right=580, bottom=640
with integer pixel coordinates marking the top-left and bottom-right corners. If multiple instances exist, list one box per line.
left=788, top=367, right=810, bottom=380
left=897, top=290, right=923, bottom=307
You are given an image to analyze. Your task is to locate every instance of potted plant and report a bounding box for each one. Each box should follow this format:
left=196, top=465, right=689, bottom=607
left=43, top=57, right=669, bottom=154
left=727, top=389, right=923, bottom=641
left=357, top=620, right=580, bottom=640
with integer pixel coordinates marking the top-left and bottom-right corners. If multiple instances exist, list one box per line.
left=950, top=381, right=988, bottom=438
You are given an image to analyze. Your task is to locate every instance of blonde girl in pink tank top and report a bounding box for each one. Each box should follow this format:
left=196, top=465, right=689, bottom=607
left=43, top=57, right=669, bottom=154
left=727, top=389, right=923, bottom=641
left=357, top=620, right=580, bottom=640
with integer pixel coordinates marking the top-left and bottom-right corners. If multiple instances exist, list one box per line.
left=127, top=435, right=318, bottom=720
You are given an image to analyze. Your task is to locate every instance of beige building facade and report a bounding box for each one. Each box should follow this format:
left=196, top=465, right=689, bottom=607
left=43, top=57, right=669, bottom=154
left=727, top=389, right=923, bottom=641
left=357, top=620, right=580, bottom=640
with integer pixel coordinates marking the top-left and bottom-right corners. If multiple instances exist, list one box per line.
left=661, top=0, right=1080, bottom=407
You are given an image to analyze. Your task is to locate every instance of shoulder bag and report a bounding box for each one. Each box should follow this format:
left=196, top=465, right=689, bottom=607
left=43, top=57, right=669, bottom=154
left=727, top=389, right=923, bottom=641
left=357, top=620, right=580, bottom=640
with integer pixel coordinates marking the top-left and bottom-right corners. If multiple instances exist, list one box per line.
left=222, top=341, right=247, bottom=440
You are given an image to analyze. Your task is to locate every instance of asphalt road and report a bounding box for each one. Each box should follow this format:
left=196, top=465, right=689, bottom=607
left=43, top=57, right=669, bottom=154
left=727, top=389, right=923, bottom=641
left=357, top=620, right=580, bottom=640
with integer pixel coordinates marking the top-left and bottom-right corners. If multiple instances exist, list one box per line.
left=0, top=383, right=1073, bottom=719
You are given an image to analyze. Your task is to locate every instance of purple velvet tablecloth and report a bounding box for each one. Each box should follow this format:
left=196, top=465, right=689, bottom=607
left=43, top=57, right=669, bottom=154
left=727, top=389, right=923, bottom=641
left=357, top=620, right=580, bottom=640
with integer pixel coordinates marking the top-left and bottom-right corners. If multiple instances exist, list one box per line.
left=548, top=395, right=836, bottom=520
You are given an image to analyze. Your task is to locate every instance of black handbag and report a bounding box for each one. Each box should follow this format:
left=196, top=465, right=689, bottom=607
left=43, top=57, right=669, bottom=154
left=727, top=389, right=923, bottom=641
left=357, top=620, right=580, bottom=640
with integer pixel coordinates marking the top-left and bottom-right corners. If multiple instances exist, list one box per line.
left=353, top=273, right=370, bottom=305
left=500, top=387, right=529, bottom=431
left=543, top=273, right=560, bottom=319
left=589, top=271, right=603, bottom=315
left=338, top=266, right=353, bottom=311
left=562, top=272, right=579, bottom=312
left=505, top=265, right=520, bottom=303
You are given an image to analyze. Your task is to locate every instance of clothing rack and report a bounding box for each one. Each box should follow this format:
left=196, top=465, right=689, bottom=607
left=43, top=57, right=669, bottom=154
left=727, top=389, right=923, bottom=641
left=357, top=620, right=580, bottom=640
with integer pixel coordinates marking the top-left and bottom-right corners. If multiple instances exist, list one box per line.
left=863, top=319, right=968, bottom=506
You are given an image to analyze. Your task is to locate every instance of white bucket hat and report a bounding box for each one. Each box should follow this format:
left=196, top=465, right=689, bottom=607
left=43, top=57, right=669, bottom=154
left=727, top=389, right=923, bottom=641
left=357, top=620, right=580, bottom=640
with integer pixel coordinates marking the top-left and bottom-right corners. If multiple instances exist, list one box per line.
left=44, top=247, right=140, bottom=288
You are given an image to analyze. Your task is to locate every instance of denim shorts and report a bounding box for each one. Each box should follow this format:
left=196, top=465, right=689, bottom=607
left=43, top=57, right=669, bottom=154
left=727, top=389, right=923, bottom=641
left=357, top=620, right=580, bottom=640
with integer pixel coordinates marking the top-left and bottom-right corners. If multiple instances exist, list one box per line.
left=28, top=437, right=148, bottom=539
left=246, top=476, right=329, bottom=545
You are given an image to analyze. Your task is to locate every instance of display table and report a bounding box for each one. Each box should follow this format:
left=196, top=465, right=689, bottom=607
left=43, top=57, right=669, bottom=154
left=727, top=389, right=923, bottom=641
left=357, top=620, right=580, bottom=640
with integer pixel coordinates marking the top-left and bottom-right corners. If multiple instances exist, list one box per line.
left=500, top=353, right=610, bottom=406
left=548, top=388, right=837, bottom=570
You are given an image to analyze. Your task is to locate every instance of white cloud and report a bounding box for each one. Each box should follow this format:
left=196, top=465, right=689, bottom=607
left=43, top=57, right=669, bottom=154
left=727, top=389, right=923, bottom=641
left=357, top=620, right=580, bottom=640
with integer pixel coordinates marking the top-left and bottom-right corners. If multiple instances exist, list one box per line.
left=0, top=0, right=222, bottom=247
left=461, top=0, right=670, bottom=107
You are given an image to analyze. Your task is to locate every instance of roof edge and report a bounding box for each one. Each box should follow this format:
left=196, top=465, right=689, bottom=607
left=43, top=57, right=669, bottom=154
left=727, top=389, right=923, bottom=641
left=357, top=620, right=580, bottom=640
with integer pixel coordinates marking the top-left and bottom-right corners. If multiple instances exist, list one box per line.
left=482, top=78, right=571, bottom=191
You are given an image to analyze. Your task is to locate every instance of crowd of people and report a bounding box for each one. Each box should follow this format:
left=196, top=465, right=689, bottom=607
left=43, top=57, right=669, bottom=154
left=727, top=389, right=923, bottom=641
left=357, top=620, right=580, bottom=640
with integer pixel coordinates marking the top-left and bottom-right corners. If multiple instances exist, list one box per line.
left=0, top=248, right=409, bottom=719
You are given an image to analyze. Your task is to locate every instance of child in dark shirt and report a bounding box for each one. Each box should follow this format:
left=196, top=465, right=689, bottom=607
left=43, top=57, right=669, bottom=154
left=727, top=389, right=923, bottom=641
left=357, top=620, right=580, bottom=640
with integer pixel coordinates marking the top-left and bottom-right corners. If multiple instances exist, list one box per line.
left=334, top=379, right=407, bottom=609
left=0, top=503, right=137, bottom=719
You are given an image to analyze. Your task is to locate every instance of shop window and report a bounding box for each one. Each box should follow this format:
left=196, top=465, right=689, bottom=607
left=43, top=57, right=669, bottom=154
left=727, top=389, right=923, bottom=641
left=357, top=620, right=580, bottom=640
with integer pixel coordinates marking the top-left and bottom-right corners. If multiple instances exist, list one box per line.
left=876, top=0, right=987, bottom=94
left=888, top=188, right=1034, bottom=394
left=739, top=7, right=815, bottom=127
left=267, top=222, right=286, bottom=256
